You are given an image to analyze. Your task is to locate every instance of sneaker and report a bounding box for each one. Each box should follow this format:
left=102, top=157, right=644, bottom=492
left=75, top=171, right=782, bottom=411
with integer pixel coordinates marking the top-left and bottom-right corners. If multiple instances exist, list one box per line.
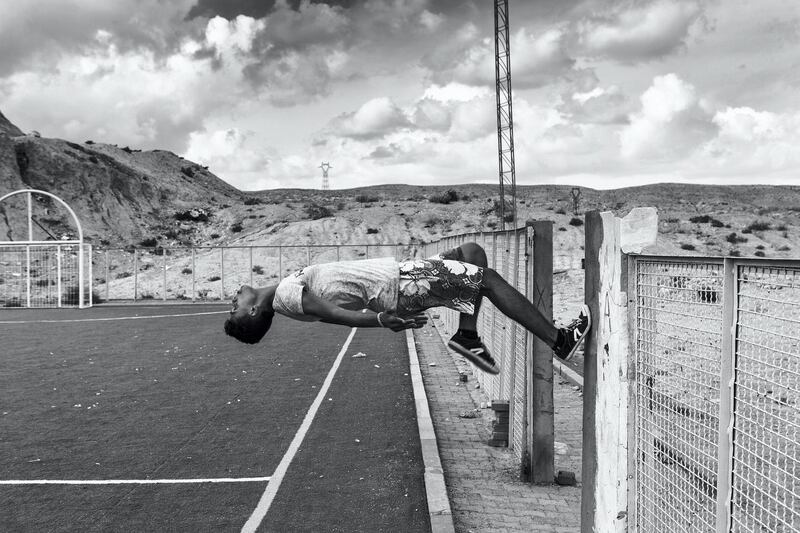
left=553, top=304, right=592, bottom=362
left=448, top=333, right=500, bottom=375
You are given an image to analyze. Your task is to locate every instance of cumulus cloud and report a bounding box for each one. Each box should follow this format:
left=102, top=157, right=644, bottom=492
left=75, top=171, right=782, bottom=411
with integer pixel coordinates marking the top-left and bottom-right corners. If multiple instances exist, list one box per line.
left=576, top=0, right=705, bottom=61
left=560, top=85, right=632, bottom=125
left=620, top=73, right=716, bottom=160
left=428, top=26, right=576, bottom=88
left=0, top=0, right=197, bottom=76
left=1, top=16, right=262, bottom=151
left=700, top=107, right=800, bottom=173
left=327, top=97, right=411, bottom=139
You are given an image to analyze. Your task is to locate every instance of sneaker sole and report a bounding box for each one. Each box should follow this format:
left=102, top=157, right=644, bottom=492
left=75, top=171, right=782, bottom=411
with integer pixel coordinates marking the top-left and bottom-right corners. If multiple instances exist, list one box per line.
left=447, top=341, right=500, bottom=375
left=559, top=304, right=592, bottom=362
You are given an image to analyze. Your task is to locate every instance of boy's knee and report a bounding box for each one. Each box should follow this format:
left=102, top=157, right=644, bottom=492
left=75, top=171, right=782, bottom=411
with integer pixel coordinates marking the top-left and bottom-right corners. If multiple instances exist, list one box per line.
left=459, top=242, right=487, bottom=266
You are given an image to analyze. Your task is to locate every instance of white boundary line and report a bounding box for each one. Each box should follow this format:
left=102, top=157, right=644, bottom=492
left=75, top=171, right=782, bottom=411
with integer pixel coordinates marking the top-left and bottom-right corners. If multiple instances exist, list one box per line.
left=241, top=327, right=357, bottom=533
left=0, top=477, right=271, bottom=485
left=406, top=329, right=455, bottom=533
left=0, top=310, right=228, bottom=324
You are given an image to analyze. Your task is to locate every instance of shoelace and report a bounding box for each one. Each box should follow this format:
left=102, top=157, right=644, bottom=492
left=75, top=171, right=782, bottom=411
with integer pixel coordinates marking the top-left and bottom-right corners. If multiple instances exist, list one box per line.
left=564, top=315, right=586, bottom=331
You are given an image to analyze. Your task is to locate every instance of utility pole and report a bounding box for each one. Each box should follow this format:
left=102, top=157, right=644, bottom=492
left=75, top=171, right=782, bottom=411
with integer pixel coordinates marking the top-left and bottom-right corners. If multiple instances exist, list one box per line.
left=494, top=0, right=516, bottom=230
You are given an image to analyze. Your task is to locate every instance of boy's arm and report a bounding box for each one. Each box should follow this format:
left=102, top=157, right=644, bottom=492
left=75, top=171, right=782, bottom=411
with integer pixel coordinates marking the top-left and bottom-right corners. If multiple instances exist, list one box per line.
left=300, top=290, right=426, bottom=331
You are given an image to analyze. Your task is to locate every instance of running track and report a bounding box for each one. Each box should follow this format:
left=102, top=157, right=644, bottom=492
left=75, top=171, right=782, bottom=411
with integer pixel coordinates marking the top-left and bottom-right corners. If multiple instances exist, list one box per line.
left=0, top=305, right=430, bottom=532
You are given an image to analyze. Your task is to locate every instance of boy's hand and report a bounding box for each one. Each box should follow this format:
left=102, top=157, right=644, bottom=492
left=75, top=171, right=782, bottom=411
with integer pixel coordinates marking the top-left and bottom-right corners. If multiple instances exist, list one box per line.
left=381, top=312, right=428, bottom=332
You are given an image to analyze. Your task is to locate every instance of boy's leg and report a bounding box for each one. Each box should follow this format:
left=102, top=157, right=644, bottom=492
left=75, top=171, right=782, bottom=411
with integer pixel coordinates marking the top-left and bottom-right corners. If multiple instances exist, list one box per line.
left=481, top=267, right=590, bottom=361
left=455, top=242, right=486, bottom=332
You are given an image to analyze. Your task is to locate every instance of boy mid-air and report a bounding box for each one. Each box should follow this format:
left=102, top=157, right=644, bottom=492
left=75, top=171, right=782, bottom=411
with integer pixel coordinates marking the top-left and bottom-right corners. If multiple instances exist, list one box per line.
left=224, top=242, right=590, bottom=375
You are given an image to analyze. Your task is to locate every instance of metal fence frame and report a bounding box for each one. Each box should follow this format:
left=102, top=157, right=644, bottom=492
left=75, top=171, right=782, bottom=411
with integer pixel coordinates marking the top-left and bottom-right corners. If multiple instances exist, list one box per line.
left=626, top=255, right=800, bottom=533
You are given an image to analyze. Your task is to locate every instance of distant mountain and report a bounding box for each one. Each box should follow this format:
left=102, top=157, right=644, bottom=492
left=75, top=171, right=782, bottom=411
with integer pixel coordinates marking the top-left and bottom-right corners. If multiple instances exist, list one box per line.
left=0, top=109, right=798, bottom=262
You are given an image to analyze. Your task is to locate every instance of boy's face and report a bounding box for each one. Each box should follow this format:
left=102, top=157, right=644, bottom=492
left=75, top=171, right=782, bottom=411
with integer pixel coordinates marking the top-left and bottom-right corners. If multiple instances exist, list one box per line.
left=230, top=285, right=258, bottom=320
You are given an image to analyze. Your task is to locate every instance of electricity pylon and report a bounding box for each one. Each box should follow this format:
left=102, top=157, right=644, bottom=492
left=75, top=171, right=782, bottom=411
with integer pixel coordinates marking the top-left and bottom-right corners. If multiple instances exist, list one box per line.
left=319, top=162, right=332, bottom=190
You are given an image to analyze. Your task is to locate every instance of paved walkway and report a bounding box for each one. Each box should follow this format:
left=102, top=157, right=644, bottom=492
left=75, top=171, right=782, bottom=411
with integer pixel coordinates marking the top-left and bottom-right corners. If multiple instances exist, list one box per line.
left=413, top=317, right=583, bottom=533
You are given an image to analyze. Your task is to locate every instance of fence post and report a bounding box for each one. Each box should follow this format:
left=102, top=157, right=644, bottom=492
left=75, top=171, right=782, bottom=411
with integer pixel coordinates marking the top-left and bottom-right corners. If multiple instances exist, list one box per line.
left=105, top=250, right=110, bottom=302
left=582, top=210, right=629, bottom=533
left=530, top=221, right=554, bottom=484
left=191, top=248, right=196, bottom=302
left=716, top=258, right=737, bottom=532
left=163, top=248, right=167, bottom=301
left=57, top=245, right=62, bottom=308
left=250, top=247, right=254, bottom=287
left=220, top=248, right=225, bottom=300
left=133, top=249, right=138, bottom=301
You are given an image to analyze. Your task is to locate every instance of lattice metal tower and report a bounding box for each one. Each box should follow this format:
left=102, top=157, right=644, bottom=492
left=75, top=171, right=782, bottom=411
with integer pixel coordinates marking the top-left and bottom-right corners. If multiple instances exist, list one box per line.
left=494, top=0, right=516, bottom=229
left=318, top=162, right=332, bottom=190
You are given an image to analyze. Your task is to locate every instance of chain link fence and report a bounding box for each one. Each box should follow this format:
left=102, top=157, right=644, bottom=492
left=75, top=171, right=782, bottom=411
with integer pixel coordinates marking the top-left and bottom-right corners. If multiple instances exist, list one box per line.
left=92, top=244, right=417, bottom=302
left=629, top=256, right=800, bottom=533
left=422, top=226, right=547, bottom=471
left=0, top=244, right=92, bottom=308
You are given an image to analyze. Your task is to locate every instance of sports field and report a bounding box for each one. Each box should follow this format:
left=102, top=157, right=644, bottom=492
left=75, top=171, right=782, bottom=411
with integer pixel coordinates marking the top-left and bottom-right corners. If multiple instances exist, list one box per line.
left=0, top=305, right=430, bottom=532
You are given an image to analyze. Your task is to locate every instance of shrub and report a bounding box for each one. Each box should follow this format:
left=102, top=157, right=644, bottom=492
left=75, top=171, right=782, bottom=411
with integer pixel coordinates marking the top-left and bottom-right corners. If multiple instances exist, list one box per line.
left=710, top=219, right=725, bottom=228
left=164, top=229, right=179, bottom=240
left=689, top=215, right=711, bottom=223
left=729, top=249, right=741, bottom=257
left=208, top=276, right=221, bottom=282
left=697, top=287, right=719, bottom=304
left=778, top=245, right=792, bottom=252
left=139, top=237, right=158, bottom=247
left=336, top=201, right=347, bottom=211
left=558, top=227, right=567, bottom=232
left=230, top=223, right=243, bottom=233
left=243, top=197, right=262, bottom=205
left=174, top=209, right=210, bottom=223
left=503, top=213, right=514, bottom=223
left=726, top=233, right=747, bottom=244
left=181, top=166, right=195, bottom=178
left=355, top=194, right=380, bottom=203
left=754, top=250, right=766, bottom=257
left=252, top=265, right=264, bottom=275
left=421, top=213, right=441, bottom=227
left=366, top=228, right=379, bottom=234
left=181, top=267, right=192, bottom=275
left=305, top=203, right=333, bottom=220
left=428, top=189, right=459, bottom=204
left=556, top=208, right=566, bottom=215
left=665, top=217, right=680, bottom=223
left=139, top=292, right=154, bottom=300
left=680, top=243, right=696, bottom=251
left=486, top=220, right=497, bottom=229
left=776, top=224, right=788, bottom=231
left=210, top=233, right=220, bottom=239
left=756, top=245, right=765, bottom=250
left=745, top=221, right=772, bottom=232
left=116, top=272, right=132, bottom=279
left=568, top=217, right=584, bottom=227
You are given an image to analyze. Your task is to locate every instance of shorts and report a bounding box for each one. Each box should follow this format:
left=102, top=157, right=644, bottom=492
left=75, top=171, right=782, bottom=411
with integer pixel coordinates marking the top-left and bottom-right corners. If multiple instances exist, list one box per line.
left=396, top=247, right=485, bottom=316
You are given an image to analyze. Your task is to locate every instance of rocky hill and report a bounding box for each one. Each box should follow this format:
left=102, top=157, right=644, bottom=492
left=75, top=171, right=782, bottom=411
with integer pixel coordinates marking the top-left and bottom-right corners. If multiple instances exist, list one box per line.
left=1, top=110, right=799, bottom=263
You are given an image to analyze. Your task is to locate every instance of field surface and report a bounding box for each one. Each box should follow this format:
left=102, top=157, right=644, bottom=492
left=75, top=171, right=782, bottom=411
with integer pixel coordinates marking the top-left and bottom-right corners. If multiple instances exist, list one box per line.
left=0, top=305, right=429, bottom=532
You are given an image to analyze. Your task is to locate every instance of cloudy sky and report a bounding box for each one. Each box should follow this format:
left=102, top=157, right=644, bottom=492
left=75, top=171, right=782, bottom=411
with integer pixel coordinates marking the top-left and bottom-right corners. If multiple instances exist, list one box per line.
left=1, top=0, right=798, bottom=191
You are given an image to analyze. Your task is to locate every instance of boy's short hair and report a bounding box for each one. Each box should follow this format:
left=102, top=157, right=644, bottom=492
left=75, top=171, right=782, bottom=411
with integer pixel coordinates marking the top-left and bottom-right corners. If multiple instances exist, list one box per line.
left=224, top=311, right=274, bottom=344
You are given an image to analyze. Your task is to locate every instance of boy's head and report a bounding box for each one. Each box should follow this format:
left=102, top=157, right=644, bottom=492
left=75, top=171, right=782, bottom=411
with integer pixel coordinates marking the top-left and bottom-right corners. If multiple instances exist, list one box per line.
left=224, top=285, right=274, bottom=344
